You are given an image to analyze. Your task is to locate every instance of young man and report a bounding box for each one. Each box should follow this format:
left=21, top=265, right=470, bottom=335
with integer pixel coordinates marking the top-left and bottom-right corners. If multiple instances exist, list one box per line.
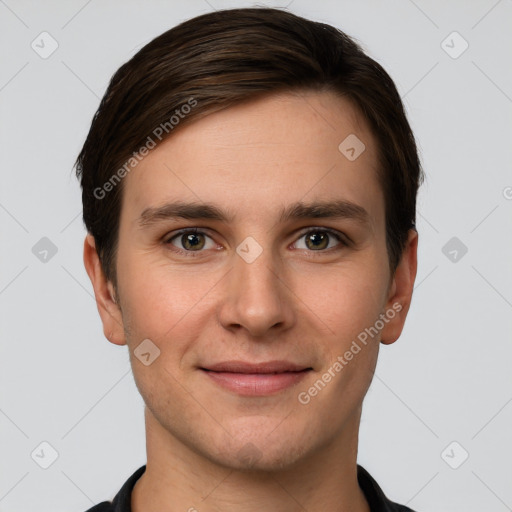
left=77, top=7, right=422, bottom=512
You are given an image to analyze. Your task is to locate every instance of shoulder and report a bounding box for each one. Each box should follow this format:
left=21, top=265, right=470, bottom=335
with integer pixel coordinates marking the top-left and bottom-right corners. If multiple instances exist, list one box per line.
left=82, top=503, right=114, bottom=512
left=80, top=465, right=146, bottom=512
left=357, top=464, right=417, bottom=512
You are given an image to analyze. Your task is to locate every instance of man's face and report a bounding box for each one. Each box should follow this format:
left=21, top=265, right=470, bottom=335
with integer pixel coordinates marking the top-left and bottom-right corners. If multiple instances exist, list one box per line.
left=92, top=90, right=413, bottom=471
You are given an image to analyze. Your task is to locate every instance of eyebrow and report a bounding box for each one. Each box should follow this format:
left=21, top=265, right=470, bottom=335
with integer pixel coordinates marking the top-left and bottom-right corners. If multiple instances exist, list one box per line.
left=137, top=199, right=370, bottom=228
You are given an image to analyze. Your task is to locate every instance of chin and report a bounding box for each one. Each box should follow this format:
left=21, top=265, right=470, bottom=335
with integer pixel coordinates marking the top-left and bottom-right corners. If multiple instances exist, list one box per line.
left=208, top=429, right=315, bottom=474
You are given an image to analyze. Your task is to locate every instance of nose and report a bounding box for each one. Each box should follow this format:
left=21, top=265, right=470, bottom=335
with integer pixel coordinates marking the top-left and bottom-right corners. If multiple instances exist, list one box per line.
left=217, top=244, right=295, bottom=338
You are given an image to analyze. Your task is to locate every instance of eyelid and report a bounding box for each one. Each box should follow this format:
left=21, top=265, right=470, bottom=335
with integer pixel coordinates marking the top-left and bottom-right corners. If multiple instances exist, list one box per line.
left=163, top=226, right=349, bottom=255
left=164, top=228, right=218, bottom=253
left=291, top=226, right=348, bottom=252
left=294, top=226, right=349, bottom=244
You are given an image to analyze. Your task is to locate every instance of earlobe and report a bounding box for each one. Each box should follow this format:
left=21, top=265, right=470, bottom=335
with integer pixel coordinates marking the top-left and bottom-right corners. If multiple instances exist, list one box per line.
left=83, top=233, right=126, bottom=346
left=380, top=229, right=418, bottom=345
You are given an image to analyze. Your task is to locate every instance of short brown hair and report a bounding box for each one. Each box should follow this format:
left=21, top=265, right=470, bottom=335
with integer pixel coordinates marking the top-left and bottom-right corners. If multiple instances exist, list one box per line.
left=75, top=7, right=424, bottom=291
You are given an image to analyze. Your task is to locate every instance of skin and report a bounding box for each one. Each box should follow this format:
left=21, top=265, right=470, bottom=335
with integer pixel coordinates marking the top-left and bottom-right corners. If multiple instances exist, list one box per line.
left=84, top=90, right=418, bottom=512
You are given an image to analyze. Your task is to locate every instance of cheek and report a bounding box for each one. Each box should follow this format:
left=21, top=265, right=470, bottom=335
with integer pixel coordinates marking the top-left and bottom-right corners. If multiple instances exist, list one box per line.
left=304, top=254, right=390, bottom=340
left=117, top=249, right=218, bottom=342
left=297, top=272, right=383, bottom=417
left=118, top=262, right=213, bottom=415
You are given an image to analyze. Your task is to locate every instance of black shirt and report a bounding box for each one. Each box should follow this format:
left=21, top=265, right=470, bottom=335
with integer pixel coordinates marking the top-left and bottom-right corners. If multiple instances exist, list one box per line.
left=84, top=464, right=416, bottom=512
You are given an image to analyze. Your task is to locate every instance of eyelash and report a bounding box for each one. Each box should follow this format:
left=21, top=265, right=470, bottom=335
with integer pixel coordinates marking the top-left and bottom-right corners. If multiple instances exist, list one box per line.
left=163, top=227, right=348, bottom=257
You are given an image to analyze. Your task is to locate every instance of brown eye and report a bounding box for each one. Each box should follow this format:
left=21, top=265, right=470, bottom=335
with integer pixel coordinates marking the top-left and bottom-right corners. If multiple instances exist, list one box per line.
left=166, top=229, right=215, bottom=252
left=181, top=232, right=205, bottom=250
left=294, top=229, right=345, bottom=252
left=305, top=231, right=329, bottom=250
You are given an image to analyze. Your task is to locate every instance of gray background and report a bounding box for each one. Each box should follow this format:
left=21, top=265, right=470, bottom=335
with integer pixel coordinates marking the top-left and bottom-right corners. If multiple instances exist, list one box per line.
left=1, top=0, right=511, bottom=510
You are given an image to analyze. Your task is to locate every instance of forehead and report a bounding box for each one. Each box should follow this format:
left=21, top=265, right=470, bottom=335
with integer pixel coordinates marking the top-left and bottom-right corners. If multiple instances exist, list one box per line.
left=120, top=90, right=383, bottom=226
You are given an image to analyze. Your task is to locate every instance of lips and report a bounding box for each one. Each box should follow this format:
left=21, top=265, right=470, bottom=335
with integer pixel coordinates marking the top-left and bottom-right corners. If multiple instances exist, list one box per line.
left=202, top=360, right=311, bottom=374
left=200, top=360, right=312, bottom=395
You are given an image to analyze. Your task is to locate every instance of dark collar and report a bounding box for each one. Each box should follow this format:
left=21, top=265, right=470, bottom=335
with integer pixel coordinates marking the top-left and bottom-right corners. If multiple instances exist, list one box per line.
left=88, top=464, right=416, bottom=512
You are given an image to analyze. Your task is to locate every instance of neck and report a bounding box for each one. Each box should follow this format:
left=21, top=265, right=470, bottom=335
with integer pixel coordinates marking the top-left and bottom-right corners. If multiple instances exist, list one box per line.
left=132, top=407, right=370, bottom=512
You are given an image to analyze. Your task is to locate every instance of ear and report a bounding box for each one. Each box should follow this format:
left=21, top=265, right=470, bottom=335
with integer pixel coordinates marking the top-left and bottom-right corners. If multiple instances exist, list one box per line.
left=380, top=229, right=418, bottom=345
left=83, top=233, right=126, bottom=346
